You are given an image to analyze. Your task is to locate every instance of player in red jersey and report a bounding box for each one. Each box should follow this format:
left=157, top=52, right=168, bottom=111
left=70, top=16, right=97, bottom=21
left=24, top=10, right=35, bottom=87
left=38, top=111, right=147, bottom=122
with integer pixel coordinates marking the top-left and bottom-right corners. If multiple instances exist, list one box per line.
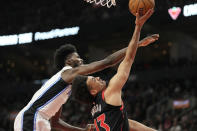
left=71, top=9, right=158, bottom=131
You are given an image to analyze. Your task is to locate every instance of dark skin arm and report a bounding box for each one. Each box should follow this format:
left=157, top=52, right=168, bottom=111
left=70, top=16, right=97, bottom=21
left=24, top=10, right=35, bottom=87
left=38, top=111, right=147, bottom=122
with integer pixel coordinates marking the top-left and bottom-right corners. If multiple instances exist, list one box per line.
left=50, top=107, right=62, bottom=130
left=61, top=48, right=126, bottom=83
left=51, top=107, right=94, bottom=131
left=61, top=34, right=159, bottom=83
left=138, top=34, right=159, bottom=47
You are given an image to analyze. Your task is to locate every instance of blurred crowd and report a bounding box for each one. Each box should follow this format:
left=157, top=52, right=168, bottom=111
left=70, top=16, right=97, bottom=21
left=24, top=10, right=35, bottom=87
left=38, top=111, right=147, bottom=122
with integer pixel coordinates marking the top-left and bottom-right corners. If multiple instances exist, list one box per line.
left=1, top=0, right=172, bottom=35
left=123, top=78, right=197, bottom=131
left=0, top=0, right=130, bottom=35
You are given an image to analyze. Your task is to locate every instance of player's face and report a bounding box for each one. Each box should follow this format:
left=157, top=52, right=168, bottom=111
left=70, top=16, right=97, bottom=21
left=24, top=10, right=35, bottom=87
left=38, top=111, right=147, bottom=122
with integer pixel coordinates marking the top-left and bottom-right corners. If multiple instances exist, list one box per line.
left=69, top=52, right=83, bottom=67
left=87, top=76, right=106, bottom=95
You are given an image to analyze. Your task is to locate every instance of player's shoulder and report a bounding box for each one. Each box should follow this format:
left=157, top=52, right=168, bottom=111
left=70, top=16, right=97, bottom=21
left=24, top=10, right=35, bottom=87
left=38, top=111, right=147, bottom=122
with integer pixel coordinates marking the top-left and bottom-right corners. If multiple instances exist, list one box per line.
left=62, top=66, right=72, bottom=71
left=61, top=66, right=73, bottom=75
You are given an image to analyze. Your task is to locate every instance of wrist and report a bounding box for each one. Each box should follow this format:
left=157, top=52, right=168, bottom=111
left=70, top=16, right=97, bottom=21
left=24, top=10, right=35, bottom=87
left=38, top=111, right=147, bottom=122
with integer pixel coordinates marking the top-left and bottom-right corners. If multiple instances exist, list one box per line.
left=135, top=25, right=142, bottom=31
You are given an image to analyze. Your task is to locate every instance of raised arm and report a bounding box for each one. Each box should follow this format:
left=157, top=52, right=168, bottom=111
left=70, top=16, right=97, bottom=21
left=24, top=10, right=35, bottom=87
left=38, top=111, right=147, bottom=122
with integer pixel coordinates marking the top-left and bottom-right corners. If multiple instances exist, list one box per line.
left=104, top=9, right=154, bottom=106
left=62, top=33, right=158, bottom=83
left=61, top=47, right=126, bottom=83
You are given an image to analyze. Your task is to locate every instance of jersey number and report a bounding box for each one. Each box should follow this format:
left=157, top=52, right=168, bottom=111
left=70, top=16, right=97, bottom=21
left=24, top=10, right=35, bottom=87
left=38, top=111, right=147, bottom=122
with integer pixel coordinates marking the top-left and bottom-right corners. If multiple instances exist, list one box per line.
left=94, top=114, right=110, bottom=131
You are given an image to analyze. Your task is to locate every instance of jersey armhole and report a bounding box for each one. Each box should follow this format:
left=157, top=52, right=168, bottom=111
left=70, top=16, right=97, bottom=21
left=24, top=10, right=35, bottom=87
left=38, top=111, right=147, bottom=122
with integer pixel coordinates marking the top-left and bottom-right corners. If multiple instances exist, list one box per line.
left=102, top=89, right=123, bottom=110
left=102, top=89, right=105, bottom=101
left=120, top=101, right=124, bottom=111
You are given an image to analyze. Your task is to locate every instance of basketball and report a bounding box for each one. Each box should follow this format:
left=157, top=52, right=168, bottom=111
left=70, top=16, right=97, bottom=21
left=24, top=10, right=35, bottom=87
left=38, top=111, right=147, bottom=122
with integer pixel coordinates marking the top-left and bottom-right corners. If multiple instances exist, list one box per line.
left=129, top=0, right=155, bottom=16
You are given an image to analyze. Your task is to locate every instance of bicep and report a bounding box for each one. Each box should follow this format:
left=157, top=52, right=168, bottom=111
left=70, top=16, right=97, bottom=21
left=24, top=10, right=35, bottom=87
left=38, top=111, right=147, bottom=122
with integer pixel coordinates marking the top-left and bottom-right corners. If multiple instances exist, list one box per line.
left=107, top=58, right=132, bottom=92
left=102, top=60, right=132, bottom=106
left=104, top=73, right=126, bottom=106
left=109, top=73, right=127, bottom=91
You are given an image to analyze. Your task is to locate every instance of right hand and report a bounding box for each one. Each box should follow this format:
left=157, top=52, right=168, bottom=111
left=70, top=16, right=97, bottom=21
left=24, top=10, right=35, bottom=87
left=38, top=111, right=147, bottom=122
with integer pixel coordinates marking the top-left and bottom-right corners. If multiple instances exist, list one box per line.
left=139, top=34, right=159, bottom=47
left=135, top=9, right=154, bottom=27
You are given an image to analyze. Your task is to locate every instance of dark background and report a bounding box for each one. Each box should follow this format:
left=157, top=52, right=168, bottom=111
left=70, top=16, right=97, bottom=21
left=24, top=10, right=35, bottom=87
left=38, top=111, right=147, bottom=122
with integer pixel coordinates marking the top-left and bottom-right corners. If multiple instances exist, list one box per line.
left=0, top=0, right=197, bottom=130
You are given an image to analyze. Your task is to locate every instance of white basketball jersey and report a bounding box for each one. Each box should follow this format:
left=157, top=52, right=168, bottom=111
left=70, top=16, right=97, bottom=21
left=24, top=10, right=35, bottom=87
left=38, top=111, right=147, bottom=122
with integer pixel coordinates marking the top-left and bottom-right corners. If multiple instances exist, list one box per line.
left=20, top=66, right=72, bottom=120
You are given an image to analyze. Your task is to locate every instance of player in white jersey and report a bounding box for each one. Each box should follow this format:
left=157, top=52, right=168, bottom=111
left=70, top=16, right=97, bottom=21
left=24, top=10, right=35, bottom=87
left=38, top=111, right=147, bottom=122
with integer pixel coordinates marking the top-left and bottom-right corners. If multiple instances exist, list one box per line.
left=14, top=66, right=73, bottom=131
left=14, top=35, right=159, bottom=131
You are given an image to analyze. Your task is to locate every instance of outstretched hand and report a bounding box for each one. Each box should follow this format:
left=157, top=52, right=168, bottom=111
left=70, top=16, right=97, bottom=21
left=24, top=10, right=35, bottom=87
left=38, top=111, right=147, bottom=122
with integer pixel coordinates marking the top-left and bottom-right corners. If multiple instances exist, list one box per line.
left=84, top=124, right=95, bottom=131
left=139, top=34, right=159, bottom=47
left=135, top=9, right=154, bottom=27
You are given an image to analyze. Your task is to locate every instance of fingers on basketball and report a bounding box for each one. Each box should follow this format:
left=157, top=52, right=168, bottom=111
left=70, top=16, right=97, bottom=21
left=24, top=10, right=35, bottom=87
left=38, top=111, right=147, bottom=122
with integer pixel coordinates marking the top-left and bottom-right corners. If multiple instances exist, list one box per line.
left=129, top=0, right=155, bottom=16
left=111, top=0, right=116, bottom=5
left=136, top=12, right=140, bottom=19
left=143, top=9, right=154, bottom=19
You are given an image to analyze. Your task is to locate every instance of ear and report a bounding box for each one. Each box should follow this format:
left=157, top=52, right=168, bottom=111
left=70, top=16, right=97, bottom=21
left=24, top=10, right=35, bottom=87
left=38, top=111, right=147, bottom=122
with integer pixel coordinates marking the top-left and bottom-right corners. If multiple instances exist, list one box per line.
left=66, top=59, right=73, bottom=65
left=90, top=89, right=97, bottom=96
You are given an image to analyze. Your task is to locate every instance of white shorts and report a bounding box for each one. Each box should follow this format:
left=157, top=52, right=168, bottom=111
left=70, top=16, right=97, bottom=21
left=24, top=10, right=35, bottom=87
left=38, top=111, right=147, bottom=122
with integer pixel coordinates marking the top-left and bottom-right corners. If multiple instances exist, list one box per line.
left=14, top=111, right=51, bottom=131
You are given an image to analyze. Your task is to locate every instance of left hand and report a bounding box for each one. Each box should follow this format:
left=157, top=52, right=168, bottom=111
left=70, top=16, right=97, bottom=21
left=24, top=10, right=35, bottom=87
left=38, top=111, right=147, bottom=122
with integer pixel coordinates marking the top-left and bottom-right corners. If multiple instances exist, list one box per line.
left=84, top=124, right=95, bottom=131
left=138, top=34, right=159, bottom=47
left=135, top=9, right=154, bottom=28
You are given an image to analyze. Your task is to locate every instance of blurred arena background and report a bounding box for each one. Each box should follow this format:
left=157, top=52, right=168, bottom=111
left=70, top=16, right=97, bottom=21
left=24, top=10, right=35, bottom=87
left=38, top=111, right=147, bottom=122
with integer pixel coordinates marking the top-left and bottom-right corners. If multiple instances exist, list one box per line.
left=0, top=0, right=197, bottom=130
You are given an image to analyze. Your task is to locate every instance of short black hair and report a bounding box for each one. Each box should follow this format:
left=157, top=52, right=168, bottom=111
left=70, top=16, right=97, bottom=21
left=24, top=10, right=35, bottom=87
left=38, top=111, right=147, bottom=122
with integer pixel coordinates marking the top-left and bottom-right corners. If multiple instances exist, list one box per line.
left=54, top=44, right=77, bottom=70
left=71, top=75, right=94, bottom=104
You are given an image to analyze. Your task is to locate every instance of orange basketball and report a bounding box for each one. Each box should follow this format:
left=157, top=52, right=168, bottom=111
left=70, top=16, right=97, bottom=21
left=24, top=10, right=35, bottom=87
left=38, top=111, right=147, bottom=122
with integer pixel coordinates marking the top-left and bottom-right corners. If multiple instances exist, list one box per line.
left=129, top=0, right=155, bottom=16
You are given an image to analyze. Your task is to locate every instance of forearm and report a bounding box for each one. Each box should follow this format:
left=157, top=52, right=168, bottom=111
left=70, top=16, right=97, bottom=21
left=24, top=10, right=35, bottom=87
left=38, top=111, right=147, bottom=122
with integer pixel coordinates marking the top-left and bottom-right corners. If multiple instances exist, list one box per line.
left=113, top=25, right=141, bottom=82
left=126, top=25, right=141, bottom=61
left=129, top=119, right=157, bottom=131
left=138, top=37, right=149, bottom=47
left=50, top=107, right=84, bottom=131
left=51, top=107, right=63, bottom=129
left=104, top=47, right=127, bottom=67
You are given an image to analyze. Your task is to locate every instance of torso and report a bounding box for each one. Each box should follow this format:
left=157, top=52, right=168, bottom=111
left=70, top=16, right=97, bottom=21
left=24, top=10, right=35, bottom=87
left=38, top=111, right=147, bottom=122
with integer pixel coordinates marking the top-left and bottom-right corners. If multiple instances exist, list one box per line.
left=21, top=66, right=72, bottom=120
left=92, top=90, right=129, bottom=131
